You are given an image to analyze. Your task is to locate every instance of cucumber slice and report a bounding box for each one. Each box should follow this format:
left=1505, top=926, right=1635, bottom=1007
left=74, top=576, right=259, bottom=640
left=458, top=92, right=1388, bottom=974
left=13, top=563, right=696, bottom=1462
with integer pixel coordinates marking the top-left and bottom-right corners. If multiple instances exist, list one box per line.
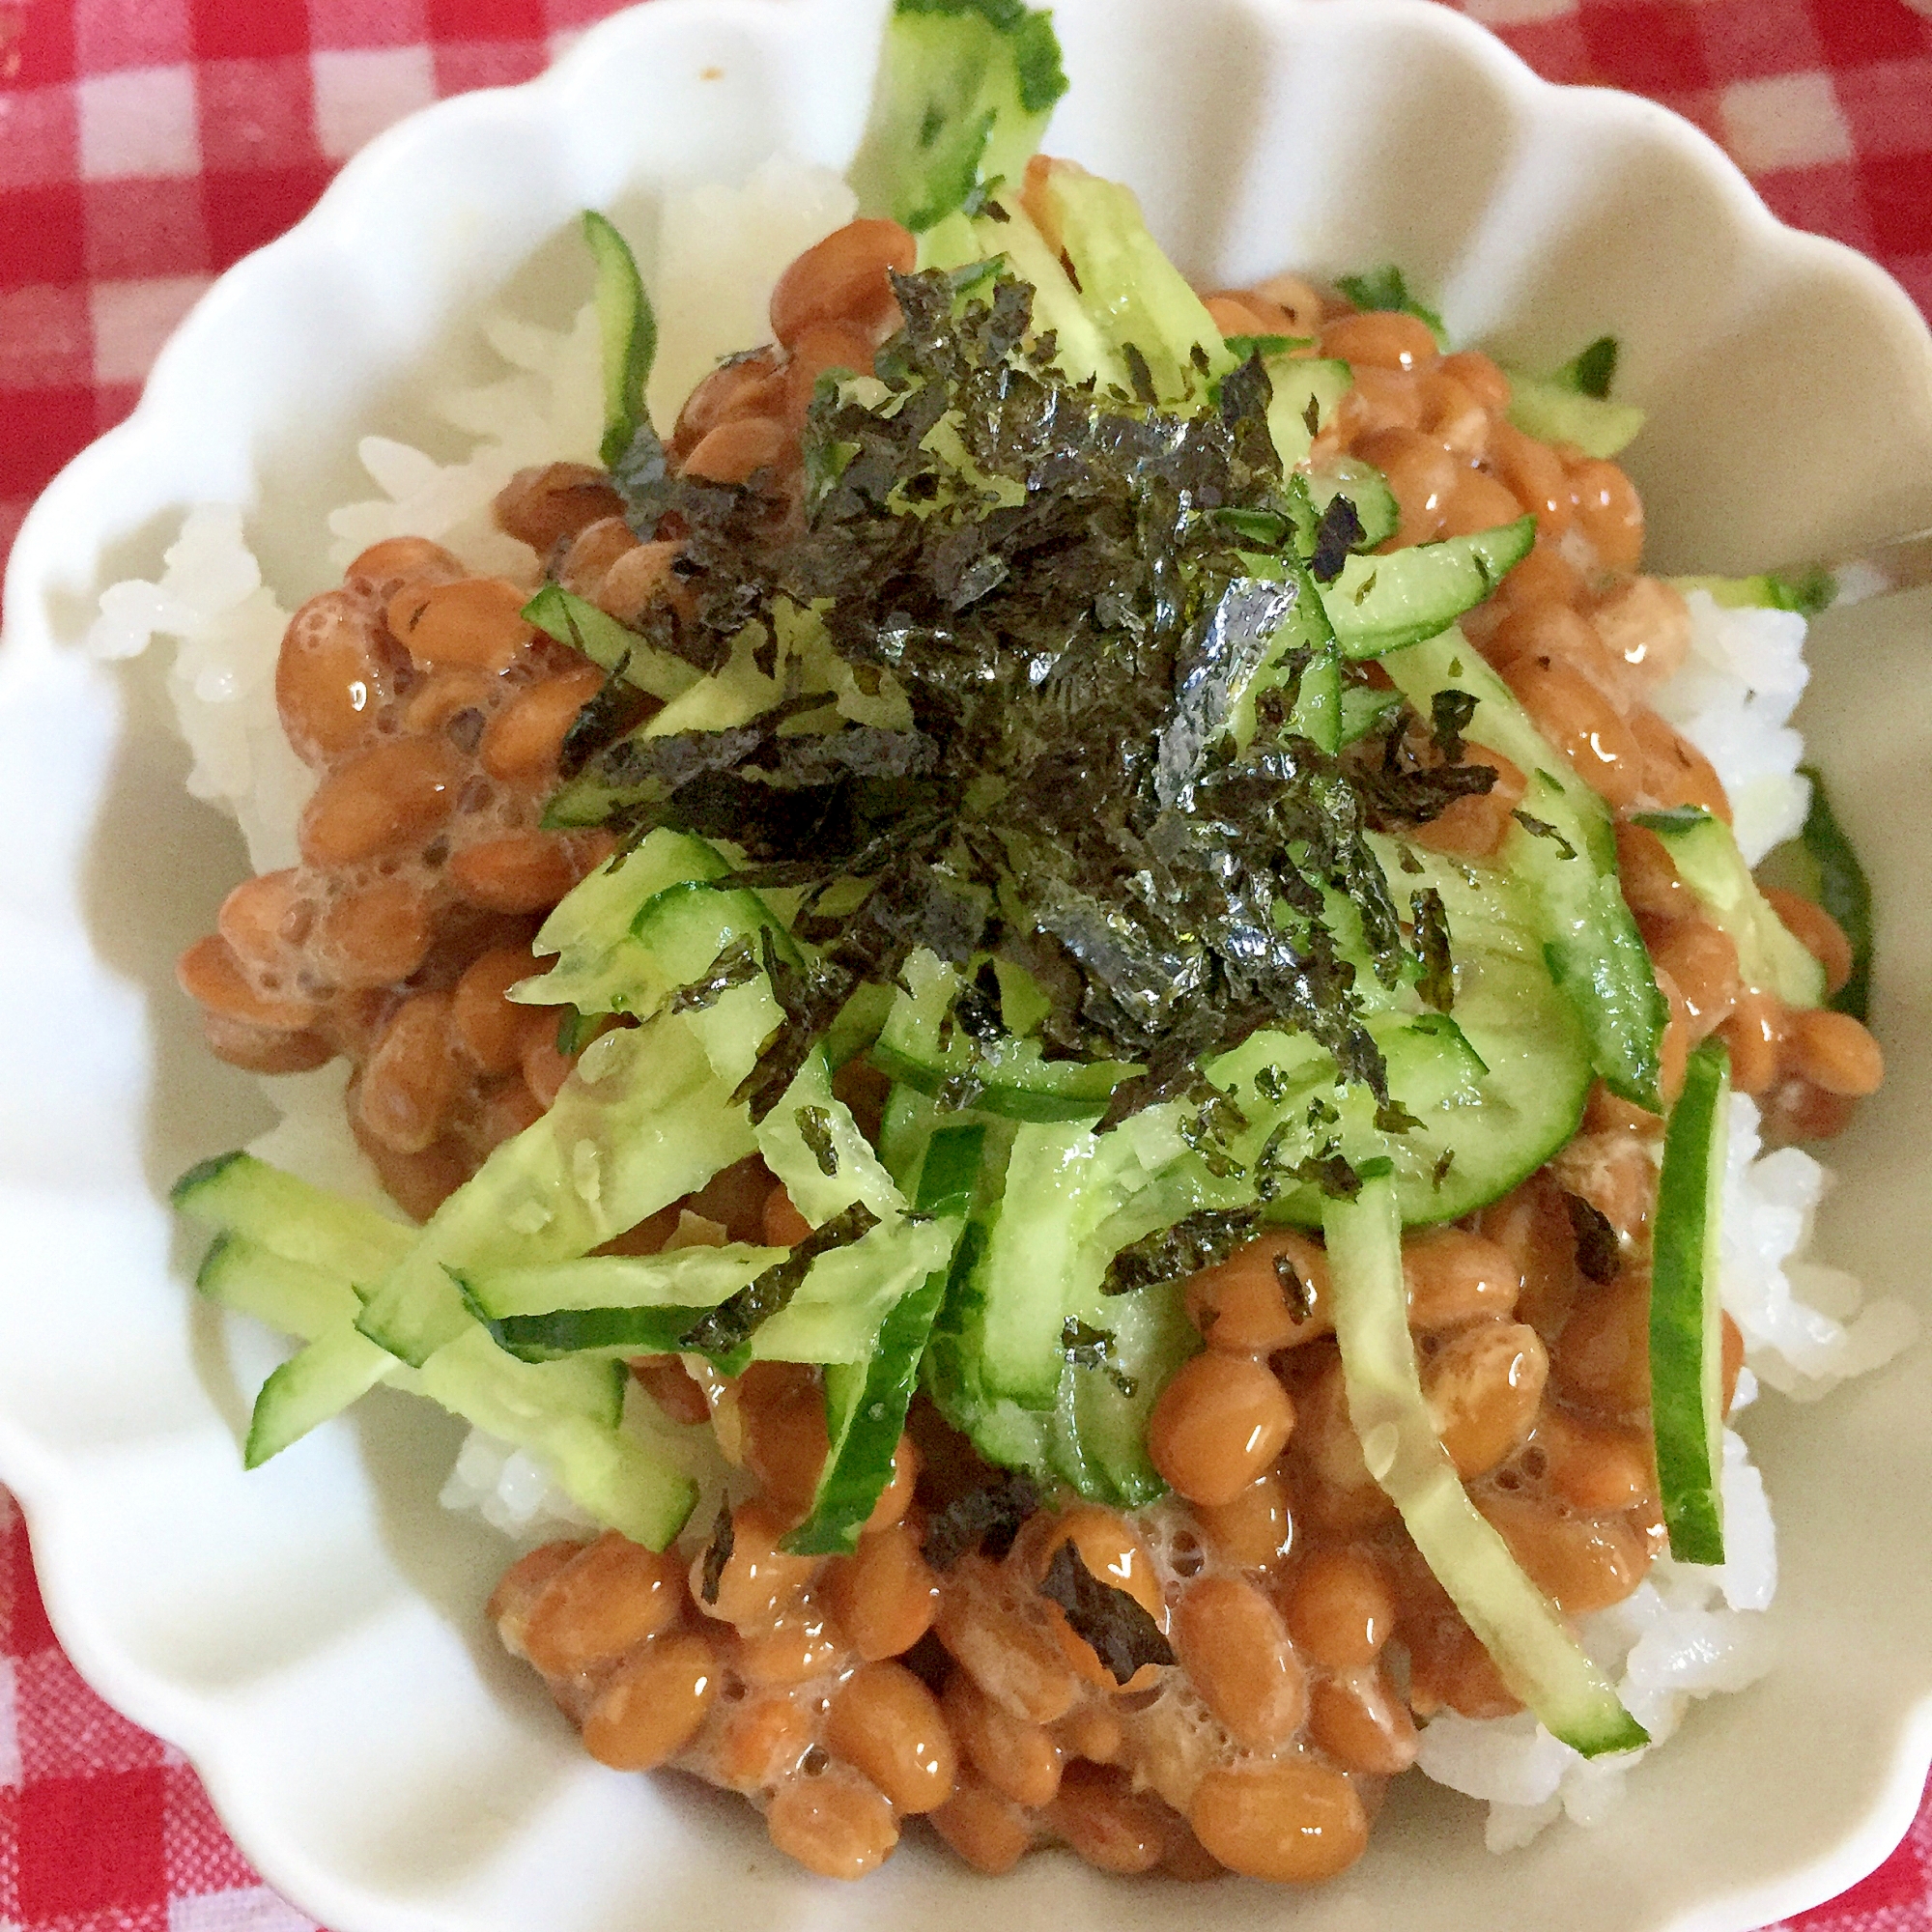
left=196, top=1231, right=677, bottom=1541
left=1381, top=629, right=1665, bottom=1112
left=868, top=951, right=1138, bottom=1121
left=1651, top=1037, right=1731, bottom=1566
left=1264, top=357, right=1353, bottom=470
left=460, top=1243, right=784, bottom=1322
left=1307, top=458, right=1399, bottom=551
left=518, top=828, right=729, bottom=1018
left=1324, top=1176, right=1648, bottom=1756
left=1208, top=839, right=1591, bottom=1227
left=1634, top=807, right=1826, bottom=1009
left=1337, top=683, right=1405, bottom=748
left=355, top=997, right=766, bottom=1367
left=522, top=586, right=699, bottom=703
left=755, top=1045, right=907, bottom=1226
left=1229, top=556, right=1344, bottom=755
left=1320, top=519, right=1536, bottom=657
left=1046, top=1280, right=1201, bottom=1507
left=197, top=1230, right=357, bottom=1339
left=1667, top=571, right=1835, bottom=619
left=784, top=1121, right=989, bottom=1555
left=1757, top=766, right=1872, bottom=1022
left=582, top=210, right=656, bottom=469
left=417, top=1330, right=687, bottom=1548
left=245, top=1326, right=396, bottom=1467
left=1505, top=372, right=1644, bottom=461
left=173, top=1152, right=412, bottom=1282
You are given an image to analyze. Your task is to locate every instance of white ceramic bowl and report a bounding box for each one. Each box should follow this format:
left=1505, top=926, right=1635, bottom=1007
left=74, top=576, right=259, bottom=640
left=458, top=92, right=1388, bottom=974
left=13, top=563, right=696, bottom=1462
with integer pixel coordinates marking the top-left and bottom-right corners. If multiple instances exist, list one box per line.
left=5, top=2, right=1932, bottom=1927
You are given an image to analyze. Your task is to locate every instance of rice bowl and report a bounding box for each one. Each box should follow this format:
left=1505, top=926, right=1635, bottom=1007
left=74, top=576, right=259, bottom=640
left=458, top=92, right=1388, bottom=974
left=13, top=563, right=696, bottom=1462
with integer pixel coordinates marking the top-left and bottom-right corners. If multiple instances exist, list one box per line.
left=3, top=0, right=1932, bottom=1924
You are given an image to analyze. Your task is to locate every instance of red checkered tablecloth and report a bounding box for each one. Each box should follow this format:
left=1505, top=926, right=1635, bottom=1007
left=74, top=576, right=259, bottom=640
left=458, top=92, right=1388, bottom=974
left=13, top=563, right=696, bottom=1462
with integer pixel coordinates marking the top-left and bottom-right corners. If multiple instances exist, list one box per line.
left=1, top=0, right=1930, bottom=1925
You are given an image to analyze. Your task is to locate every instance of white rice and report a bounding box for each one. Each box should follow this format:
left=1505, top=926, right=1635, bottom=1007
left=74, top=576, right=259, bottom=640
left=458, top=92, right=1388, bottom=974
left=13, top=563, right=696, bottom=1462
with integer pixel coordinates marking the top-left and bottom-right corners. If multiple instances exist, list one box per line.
left=91, top=155, right=1918, bottom=1825
left=1653, top=590, right=1810, bottom=867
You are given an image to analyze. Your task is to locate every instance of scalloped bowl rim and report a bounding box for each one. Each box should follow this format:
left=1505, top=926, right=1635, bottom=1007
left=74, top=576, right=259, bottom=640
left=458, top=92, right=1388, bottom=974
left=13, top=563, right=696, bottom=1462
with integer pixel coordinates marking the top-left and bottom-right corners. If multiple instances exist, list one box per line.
left=4, top=2, right=1932, bottom=1929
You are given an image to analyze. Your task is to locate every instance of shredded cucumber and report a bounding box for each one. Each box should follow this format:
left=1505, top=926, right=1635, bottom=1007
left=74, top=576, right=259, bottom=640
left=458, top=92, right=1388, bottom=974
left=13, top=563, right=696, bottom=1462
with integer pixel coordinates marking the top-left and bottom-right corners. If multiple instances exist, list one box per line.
left=1650, top=1037, right=1731, bottom=1565
left=1324, top=1176, right=1648, bottom=1756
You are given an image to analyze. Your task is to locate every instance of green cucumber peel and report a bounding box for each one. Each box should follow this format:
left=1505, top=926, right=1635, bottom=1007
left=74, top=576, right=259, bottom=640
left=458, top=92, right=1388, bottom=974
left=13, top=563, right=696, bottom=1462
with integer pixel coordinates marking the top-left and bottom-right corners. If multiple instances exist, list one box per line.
left=1650, top=1037, right=1730, bottom=1566
left=1505, top=341, right=1645, bottom=459
left=1319, top=519, right=1536, bottom=658
left=582, top=210, right=656, bottom=470
left=783, top=1121, right=988, bottom=1554
left=1324, top=1176, right=1647, bottom=1756
left=521, top=585, right=698, bottom=703
left=1381, top=630, right=1665, bottom=1112
left=1756, top=765, right=1873, bottom=1022
left=1634, top=808, right=1828, bottom=1009
left=1669, top=571, right=1835, bottom=619
left=1334, top=266, right=1445, bottom=341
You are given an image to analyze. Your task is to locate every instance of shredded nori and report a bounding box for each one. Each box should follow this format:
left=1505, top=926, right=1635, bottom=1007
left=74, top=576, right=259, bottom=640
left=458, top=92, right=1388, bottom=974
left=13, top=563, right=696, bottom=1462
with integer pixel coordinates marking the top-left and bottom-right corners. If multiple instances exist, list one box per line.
left=676, top=1201, right=879, bottom=1354
left=1430, top=688, right=1479, bottom=764
left=923, top=1469, right=1042, bottom=1569
left=668, top=934, right=762, bottom=1014
left=1274, top=1249, right=1314, bottom=1322
left=1411, top=887, right=1455, bottom=1013
left=1102, top=1208, right=1260, bottom=1295
left=1513, top=809, right=1577, bottom=861
left=1567, top=1193, right=1622, bottom=1283
left=563, top=266, right=1467, bottom=1135
left=793, top=1103, right=840, bottom=1177
left=1037, top=1537, right=1177, bottom=1684
left=698, top=1497, right=735, bottom=1605
left=1061, top=1317, right=1138, bottom=1396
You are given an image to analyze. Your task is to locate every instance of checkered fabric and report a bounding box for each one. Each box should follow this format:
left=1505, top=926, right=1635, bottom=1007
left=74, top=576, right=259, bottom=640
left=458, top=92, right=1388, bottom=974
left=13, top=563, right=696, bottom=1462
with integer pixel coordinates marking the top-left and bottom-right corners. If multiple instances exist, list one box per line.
left=1, top=0, right=1929, bottom=1924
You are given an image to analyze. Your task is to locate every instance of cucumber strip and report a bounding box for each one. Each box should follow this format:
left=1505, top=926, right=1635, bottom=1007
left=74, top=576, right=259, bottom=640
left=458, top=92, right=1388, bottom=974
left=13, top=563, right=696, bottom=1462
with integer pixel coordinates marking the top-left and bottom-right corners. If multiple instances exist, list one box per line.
left=521, top=586, right=699, bottom=703
left=868, top=951, right=1138, bottom=1121
left=1504, top=372, right=1644, bottom=461
left=1320, top=519, right=1536, bottom=658
left=1324, top=1177, right=1648, bottom=1756
left=582, top=210, right=656, bottom=469
left=1226, top=556, right=1343, bottom=755
left=459, top=1244, right=784, bottom=1321
left=1650, top=1037, right=1731, bottom=1565
left=1307, top=458, right=1398, bottom=551
left=471, top=1303, right=716, bottom=1365
left=418, top=1330, right=689, bottom=1548
left=753, top=1214, right=958, bottom=1365
left=783, top=1121, right=988, bottom=1555
left=847, top=0, right=1065, bottom=236
left=531, top=870, right=801, bottom=1035
left=1264, top=358, right=1353, bottom=471
left=184, top=1173, right=691, bottom=1543
left=754, top=1046, right=906, bottom=1225
left=355, top=996, right=766, bottom=1367
left=1668, top=571, right=1835, bottom=619
left=518, top=828, right=729, bottom=1017
left=1337, top=683, right=1405, bottom=748
left=197, top=1231, right=355, bottom=1339
left=1381, top=629, right=1665, bottom=1112
left=1634, top=808, right=1826, bottom=1009
left=245, top=1326, right=395, bottom=1467
left=1796, top=766, right=1872, bottom=1022
left=173, top=1152, right=413, bottom=1283
left=1204, top=839, right=1590, bottom=1227
left=1046, top=1280, right=1201, bottom=1507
